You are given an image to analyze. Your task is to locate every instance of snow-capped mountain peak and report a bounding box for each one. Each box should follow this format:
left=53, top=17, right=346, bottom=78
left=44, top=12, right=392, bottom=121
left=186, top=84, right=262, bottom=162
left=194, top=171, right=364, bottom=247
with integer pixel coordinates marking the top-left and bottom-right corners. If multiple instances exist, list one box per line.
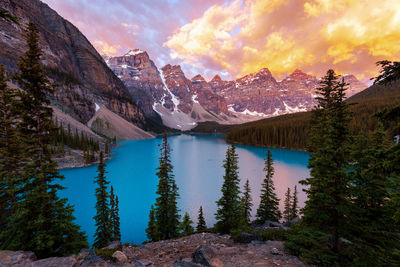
left=124, top=49, right=144, bottom=57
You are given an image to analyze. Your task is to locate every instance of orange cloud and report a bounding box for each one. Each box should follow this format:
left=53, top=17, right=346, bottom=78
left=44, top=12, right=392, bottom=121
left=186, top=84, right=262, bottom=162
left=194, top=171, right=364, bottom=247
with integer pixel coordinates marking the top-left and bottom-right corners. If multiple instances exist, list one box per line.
left=164, top=0, right=400, bottom=81
left=93, top=41, right=121, bottom=56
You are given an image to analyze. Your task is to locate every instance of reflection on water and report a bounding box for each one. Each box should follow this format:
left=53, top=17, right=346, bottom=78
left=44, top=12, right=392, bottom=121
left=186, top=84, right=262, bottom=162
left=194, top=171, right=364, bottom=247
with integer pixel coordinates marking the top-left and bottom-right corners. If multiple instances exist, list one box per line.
left=60, top=134, right=309, bottom=244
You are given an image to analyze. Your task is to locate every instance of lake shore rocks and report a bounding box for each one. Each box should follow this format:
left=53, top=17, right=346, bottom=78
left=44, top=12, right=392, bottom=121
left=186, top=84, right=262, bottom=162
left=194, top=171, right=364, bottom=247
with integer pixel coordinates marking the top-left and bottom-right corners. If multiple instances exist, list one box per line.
left=0, top=233, right=307, bottom=266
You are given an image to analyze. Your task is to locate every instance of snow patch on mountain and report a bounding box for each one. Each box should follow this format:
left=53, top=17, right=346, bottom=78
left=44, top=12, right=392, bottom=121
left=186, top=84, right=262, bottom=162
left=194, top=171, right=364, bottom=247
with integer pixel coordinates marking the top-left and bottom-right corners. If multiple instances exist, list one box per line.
left=283, top=102, right=307, bottom=113
left=125, top=49, right=144, bottom=56
left=192, top=94, right=199, bottom=104
left=160, top=70, right=180, bottom=112
left=228, top=105, right=267, bottom=117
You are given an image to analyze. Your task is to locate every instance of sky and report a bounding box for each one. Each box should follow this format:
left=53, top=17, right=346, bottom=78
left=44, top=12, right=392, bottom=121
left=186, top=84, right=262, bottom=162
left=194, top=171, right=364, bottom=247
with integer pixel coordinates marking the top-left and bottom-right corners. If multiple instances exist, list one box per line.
left=42, top=0, right=400, bottom=82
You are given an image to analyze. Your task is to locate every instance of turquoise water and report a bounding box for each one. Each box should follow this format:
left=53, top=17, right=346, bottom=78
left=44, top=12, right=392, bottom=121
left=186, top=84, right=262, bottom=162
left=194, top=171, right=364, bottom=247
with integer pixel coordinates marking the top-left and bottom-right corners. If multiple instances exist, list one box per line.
left=59, top=134, right=310, bottom=245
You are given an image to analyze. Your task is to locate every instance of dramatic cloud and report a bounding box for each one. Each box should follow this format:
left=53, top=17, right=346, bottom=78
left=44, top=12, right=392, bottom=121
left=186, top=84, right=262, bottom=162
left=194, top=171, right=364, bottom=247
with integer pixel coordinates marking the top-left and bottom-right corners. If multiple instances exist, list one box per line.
left=165, top=0, right=400, bottom=81
left=42, top=0, right=400, bottom=81
left=42, top=0, right=222, bottom=72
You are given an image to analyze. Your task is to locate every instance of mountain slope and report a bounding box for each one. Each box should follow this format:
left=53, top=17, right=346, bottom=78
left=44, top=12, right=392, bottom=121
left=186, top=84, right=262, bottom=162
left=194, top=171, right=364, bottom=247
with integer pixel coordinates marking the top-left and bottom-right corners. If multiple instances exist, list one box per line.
left=87, top=104, right=154, bottom=140
left=224, top=80, right=400, bottom=149
left=0, top=0, right=146, bottom=128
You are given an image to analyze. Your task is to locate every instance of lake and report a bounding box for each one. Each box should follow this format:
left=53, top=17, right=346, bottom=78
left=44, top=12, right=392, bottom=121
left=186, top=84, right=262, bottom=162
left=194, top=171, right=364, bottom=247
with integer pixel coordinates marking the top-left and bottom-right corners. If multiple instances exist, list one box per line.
left=59, top=134, right=310, bottom=245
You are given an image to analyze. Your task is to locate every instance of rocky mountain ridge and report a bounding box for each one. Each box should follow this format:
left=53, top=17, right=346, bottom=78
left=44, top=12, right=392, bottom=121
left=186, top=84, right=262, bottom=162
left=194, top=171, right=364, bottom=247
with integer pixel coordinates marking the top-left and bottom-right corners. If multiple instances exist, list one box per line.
left=0, top=0, right=147, bottom=130
left=106, top=50, right=367, bottom=130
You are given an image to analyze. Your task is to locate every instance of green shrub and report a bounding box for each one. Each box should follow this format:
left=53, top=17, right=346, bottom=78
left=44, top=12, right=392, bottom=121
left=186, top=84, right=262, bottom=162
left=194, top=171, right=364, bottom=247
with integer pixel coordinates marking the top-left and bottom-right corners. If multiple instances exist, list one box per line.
left=94, top=248, right=118, bottom=261
left=284, top=225, right=338, bottom=266
left=231, top=228, right=290, bottom=243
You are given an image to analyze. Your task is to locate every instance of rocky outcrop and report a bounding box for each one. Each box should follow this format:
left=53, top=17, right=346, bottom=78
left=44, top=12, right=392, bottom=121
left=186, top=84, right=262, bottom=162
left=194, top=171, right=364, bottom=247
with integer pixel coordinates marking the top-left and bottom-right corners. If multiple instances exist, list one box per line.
left=0, top=250, right=36, bottom=266
left=343, top=74, right=367, bottom=96
left=0, top=233, right=307, bottom=267
left=123, top=233, right=306, bottom=267
left=190, top=75, right=228, bottom=115
left=0, top=0, right=146, bottom=127
left=27, top=256, right=78, bottom=267
left=161, top=64, right=193, bottom=114
left=106, top=49, right=171, bottom=120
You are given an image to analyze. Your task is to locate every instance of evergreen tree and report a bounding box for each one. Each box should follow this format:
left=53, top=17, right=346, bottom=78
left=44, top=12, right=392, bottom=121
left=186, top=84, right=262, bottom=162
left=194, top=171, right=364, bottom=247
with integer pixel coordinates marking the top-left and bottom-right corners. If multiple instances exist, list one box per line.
left=146, top=205, right=159, bottom=241
left=348, top=125, right=399, bottom=264
left=0, top=65, right=23, bottom=232
left=241, top=179, right=253, bottom=224
left=105, top=142, right=109, bottom=155
left=179, top=212, right=194, bottom=236
left=109, top=185, right=121, bottom=241
left=153, top=132, right=180, bottom=240
left=290, top=185, right=299, bottom=220
left=0, top=22, right=87, bottom=258
left=300, top=69, right=351, bottom=253
left=283, top=187, right=292, bottom=222
left=215, top=144, right=242, bottom=234
left=256, top=150, right=281, bottom=223
left=196, top=206, right=207, bottom=232
left=93, top=151, right=112, bottom=248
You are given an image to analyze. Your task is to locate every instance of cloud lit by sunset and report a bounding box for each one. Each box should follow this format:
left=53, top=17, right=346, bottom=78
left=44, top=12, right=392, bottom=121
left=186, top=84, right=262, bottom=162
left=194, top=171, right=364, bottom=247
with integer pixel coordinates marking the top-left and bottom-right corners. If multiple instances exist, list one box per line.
left=165, top=0, right=400, bottom=80
left=42, top=0, right=400, bottom=81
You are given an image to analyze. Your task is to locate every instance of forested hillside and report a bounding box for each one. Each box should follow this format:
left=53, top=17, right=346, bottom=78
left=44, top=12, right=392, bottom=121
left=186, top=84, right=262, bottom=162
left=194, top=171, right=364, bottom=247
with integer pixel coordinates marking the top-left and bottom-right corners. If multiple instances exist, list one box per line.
left=226, top=80, right=400, bottom=149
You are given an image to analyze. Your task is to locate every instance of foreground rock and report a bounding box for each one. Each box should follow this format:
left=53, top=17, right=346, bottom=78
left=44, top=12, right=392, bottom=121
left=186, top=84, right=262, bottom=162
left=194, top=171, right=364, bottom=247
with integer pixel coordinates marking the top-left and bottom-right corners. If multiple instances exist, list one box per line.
left=124, top=233, right=306, bottom=267
left=0, top=250, right=36, bottom=266
left=0, top=233, right=307, bottom=266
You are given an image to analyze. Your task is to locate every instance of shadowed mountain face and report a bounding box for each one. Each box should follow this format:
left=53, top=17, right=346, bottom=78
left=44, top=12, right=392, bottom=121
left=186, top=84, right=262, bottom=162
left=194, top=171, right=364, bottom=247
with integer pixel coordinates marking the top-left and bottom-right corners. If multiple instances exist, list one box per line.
left=0, top=0, right=145, bottom=127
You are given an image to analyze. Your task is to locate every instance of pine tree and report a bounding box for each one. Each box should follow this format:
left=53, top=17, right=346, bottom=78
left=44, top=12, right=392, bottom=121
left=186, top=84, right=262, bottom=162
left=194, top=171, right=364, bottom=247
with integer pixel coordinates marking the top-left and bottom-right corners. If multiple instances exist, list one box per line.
left=146, top=205, right=159, bottom=241
left=215, top=144, right=242, bottom=234
left=241, top=179, right=253, bottom=224
left=0, top=65, right=23, bottom=232
left=256, top=150, right=281, bottom=223
left=93, top=151, right=112, bottom=248
left=348, top=125, right=399, bottom=264
left=153, top=132, right=180, bottom=240
left=300, top=69, right=351, bottom=253
left=179, top=212, right=194, bottom=236
left=0, top=22, right=87, bottom=257
left=196, top=206, right=207, bottom=232
left=110, top=185, right=121, bottom=241
left=283, top=188, right=291, bottom=222
left=105, top=142, right=109, bottom=155
left=290, top=185, right=298, bottom=220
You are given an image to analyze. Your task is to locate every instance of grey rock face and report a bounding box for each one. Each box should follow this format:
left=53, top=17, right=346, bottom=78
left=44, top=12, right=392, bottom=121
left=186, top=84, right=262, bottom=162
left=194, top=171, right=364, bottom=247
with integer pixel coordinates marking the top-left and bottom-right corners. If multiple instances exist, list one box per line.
left=0, top=0, right=146, bottom=127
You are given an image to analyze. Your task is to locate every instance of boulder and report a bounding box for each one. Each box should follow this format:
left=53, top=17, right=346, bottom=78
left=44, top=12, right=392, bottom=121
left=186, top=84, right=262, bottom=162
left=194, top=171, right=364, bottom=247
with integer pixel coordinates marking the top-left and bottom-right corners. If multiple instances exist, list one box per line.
left=282, top=217, right=300, bottom=227
left=270, top=248, right=279, bottom=255
left=173, top=257, right=206, bottom=267
left=192, top=245, right=216, bottom=266
left=77, top=248, right=90, bottom=260
left=27, top=256, right=78, bottom=267
left=0, top=250, right=36, bottom=266
left=250, top=220, right=283, bottom=230
left=112, top=250, right=128, bottom=263
left=263, top=220, right=282, bottom=228
left=240, top=233, right=263, bottom=243
left=106, top=240, right=122, bottom=249
left=80, top=250, right=110, bottom=267
left=135, top=259, right=154, bottom=266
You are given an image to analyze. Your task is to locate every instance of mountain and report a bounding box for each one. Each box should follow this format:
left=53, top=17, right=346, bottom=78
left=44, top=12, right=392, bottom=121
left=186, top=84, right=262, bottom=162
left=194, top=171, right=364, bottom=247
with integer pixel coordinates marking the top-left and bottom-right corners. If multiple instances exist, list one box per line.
left=212, top=68, right=366, bottom=117
left=224, top=80, right=400, bottom=149
left=0, top=0, right=146, bottom=130
left=106, top=50, right=367, bottom=130
left=106, top=52, right=235, bottom=130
